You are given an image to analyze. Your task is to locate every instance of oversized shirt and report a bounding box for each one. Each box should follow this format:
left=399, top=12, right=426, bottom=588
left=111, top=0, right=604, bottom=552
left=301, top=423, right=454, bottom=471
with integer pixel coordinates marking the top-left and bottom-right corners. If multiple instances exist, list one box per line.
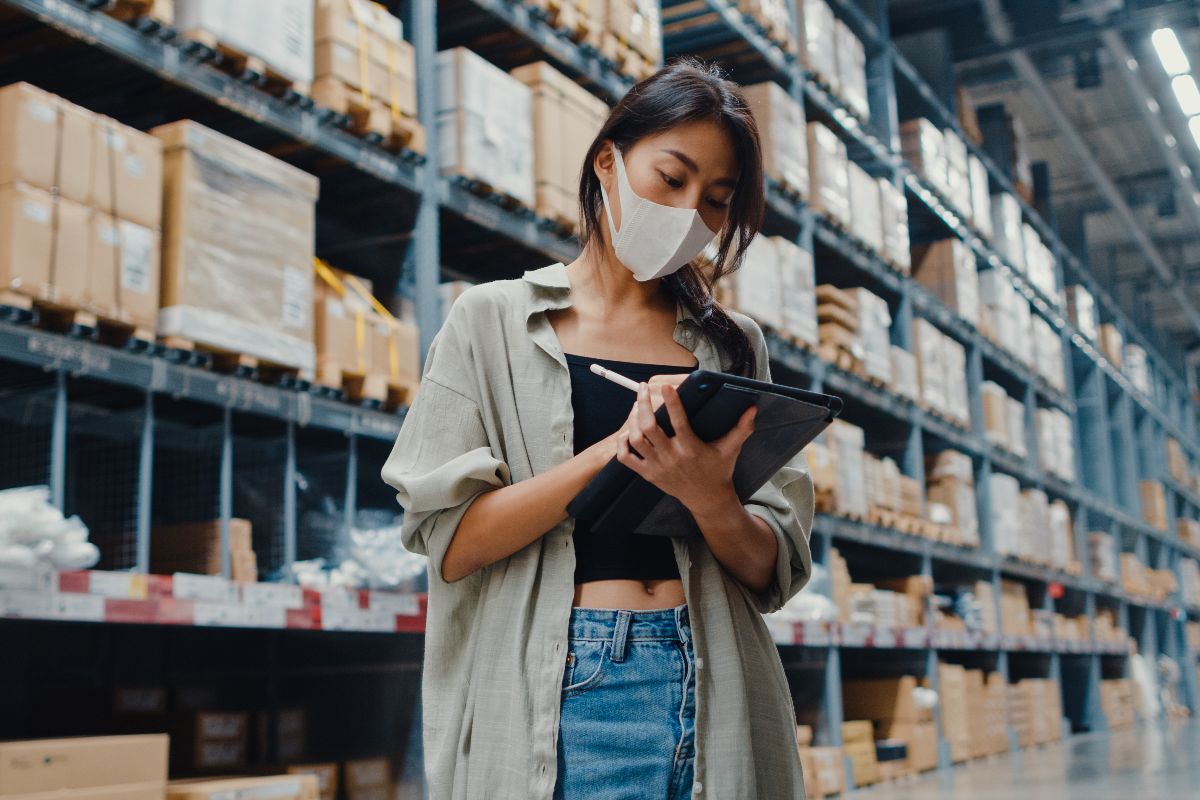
left=382, top=262, right=814, bottom=799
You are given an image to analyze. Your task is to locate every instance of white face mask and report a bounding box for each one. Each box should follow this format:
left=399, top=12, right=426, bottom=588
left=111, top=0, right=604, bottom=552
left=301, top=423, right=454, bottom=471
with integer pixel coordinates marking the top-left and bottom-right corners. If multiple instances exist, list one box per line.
left=599, top=146, right=720, bottom=281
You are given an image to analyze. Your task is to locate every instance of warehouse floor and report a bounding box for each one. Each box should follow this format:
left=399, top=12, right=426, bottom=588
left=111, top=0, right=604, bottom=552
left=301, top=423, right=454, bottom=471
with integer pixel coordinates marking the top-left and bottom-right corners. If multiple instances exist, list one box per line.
left=857, top=720, right=1200, bottom=798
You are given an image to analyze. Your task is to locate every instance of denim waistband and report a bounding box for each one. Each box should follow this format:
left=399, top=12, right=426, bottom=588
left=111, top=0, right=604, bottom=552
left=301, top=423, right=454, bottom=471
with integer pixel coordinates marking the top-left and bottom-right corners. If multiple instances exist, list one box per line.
left=568, top=604, right=690, bottom=642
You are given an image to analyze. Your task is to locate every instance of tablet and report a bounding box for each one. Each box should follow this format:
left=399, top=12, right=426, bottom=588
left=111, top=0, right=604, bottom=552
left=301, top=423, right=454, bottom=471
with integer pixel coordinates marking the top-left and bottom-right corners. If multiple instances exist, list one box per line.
left=566, top=369, right=842, bottom=538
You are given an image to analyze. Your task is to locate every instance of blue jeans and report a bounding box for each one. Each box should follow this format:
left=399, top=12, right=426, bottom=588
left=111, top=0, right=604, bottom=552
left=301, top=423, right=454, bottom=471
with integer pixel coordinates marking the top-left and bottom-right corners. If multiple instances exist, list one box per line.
left=554, top=604, right=697, bottom=800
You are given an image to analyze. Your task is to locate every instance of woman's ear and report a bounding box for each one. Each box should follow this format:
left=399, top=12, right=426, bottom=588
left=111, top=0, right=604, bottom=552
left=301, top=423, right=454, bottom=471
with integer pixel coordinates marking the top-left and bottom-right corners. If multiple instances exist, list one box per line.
left=593, top=140, right=615, bottom=188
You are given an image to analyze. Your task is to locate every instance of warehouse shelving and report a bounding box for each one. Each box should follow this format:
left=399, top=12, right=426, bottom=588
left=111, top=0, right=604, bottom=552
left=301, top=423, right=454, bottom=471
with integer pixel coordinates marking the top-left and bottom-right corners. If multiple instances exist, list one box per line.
left=0, top=0, right=1197, bottom=787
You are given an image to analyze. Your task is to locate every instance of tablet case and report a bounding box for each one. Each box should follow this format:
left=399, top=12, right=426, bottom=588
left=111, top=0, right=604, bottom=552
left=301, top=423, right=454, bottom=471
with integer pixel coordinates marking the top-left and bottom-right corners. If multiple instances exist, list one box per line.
left=566, top=370, right=841, bottom=538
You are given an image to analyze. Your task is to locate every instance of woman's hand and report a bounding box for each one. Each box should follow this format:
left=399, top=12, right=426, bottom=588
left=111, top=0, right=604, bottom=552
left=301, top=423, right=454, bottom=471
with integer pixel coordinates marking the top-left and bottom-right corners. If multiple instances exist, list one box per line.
left=615, top=381, right=757, bottom=517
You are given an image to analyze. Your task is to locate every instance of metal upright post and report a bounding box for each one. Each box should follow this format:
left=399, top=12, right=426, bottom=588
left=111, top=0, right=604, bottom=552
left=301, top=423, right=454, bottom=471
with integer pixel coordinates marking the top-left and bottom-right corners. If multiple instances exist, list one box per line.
left=283, top=420, right=297, bottom=579
left=135, top=391, right=154, bottom=574
left=411, top=0, right=442, bottom=361
left=49, top=371, right=67, bottom=511
left=220, top=407, right=233, bottom=580
left=345, top=434, right=358, bottom=535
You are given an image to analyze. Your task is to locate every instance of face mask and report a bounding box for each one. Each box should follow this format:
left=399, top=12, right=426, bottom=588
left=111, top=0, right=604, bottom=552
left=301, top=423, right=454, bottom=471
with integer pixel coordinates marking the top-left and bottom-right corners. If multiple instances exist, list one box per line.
left=599, top=146, right=720, bottom=281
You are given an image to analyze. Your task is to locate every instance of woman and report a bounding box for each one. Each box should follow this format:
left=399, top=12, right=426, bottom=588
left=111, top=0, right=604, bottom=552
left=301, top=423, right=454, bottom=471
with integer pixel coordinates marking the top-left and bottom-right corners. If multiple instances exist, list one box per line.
left=383, top=59, right=814, bottom=799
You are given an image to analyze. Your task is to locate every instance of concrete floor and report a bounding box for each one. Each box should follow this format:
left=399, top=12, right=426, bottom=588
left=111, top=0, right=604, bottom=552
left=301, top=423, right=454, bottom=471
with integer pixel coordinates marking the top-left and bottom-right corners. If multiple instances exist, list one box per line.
left=857, top=719, right=1200, bottom=799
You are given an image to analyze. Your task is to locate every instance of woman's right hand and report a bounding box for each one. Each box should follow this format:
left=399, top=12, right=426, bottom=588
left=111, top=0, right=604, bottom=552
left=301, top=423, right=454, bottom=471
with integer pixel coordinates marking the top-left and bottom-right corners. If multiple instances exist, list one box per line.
left=588, top=373, right=690, bottom=470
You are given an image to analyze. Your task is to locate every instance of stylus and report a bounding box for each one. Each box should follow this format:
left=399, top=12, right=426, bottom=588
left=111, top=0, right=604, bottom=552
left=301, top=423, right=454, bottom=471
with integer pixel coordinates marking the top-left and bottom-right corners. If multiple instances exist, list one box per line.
left=589, top=363, right=640, bottom=392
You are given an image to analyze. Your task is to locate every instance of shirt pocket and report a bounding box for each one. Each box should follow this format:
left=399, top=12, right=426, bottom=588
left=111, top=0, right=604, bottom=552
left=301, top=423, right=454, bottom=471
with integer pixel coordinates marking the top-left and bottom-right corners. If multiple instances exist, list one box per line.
left=561, top=639, right=608, bottom=697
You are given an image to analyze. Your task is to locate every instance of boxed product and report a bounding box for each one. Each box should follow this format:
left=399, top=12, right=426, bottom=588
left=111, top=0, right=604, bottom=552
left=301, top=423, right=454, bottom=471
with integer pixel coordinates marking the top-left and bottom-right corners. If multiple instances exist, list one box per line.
left=1099, top=323, right=1123, bottom=368
left=512, top=61, right=608, bottom=226
left=1032, top=316, right=1065, bottom=390
left=1140, top=480, right=1168, bottom=530
left=1, top=82, right=82, bottom=196
left=999, top=580, right=1031, bottom=636
left=845, top=288, right=891, bottom=383
left=607, top=0, right=663, bottom=65
left=900, top=119, right=946, bottom=194
left=911, top=318, right=945, bottom=412
left=1007, top=396, right=1027, bottom=457
left=313, top=0, right=415, bottom=110
left=804, top=746, right=846, bottom=796
left=1047, top=499, right=1075, bottom=570
left=989, top=473, right=1021, bottom=557
left=1090, top=532, right=1118, bottom=582
left=835, top=19, right=869, bottom=121
left=798, top=0, right=838, bottom=91
left=154, top=120, right=319, bottom=371
left=848, top=162, right=883, bottom=255
left=168, top=775, right=319, bottom=800
left=175, top=0, right=314, bottom=84
left=181, top=711, right=250, bottom=771
left=1125, top=343, right=1151, bottom=394
left=912, top=239, right=979, bottom=326
left=1168, top=438, right=1188, bottom=483
left=807, top=123, right=850, bottom=228
left=886, top=346, right=917, bottom=402
left=968, top=155, right=993, bottom=240
left=879, top=178, right=911, bottom=272
left=989, top=192, right=1025, bottom=273
left=86, top=213, right=161, bottom=330
left=942, top=128, right=970, bottom=216
left=826, top=419, right=868, bottom=518
left=89, top=115, right=164, bottom=230
left=1066, top=285, right=1097, bottom=340
left=344, top=758, right=392, bottom=800
left=842, top=676, right=930, bottom=723
left=0, top=735, right=168, bottom=799
left=841, top=721, right=879, bottom=787
left=0, top=182, right=55, bottom=303
left=936, top=663, right=970, bottom=763
left=927, top=473, right=978, bottom=545
left=150, top=519, right=256, bottom=582
left=742, top=81, right=807, bottom=196
left=436, top=48, right=535, bottom=209
left=981, top=381, right=1009, bottom=449
left=943, top=336, right=969, bottom=426
left=734, top=235, right=784, bottom=333
left=778, top=238, right=818, bottom=347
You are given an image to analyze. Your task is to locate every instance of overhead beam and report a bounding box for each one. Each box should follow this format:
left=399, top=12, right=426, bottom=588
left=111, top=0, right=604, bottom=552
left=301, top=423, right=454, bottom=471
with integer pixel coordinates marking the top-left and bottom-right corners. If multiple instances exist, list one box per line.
left=979, top=0, right=1200, bottom=339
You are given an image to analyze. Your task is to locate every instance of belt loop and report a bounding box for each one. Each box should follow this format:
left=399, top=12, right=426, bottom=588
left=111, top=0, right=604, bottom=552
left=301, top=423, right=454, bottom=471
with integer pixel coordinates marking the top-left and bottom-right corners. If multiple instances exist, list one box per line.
left=675, top=604, right=690, bottom=645
left=611, top=610, right=631, bottom=663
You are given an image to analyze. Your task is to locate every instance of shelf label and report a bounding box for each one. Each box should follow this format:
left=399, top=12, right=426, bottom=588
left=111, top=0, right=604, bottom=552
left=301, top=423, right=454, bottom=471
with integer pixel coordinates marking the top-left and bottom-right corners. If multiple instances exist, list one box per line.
left=241, top=582, right=304, bottom=609
left=367, top=592, right=420, bottom=616
left=173, top=573, right=238, bottom=603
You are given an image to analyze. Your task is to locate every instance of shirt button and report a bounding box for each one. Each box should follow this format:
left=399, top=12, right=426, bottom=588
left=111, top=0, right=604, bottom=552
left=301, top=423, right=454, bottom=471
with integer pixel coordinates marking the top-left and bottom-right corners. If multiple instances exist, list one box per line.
left=693, top=781, right=703, bottom=794
left=695, top=657, right=704, bottom=670
left=553, top=642, right=561, bottom=653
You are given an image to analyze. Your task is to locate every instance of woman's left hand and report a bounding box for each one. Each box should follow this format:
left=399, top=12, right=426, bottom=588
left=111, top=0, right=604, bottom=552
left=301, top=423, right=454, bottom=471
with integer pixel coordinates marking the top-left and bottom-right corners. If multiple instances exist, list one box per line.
left=616, top=381, right=757, bottom=516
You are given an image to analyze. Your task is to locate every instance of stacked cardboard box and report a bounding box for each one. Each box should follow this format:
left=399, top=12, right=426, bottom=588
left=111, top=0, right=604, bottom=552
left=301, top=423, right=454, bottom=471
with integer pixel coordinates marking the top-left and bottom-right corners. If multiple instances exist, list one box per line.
left=742, top=81, right=807, bottom=197
left=942, top=128, right=970, bottom=217
left=846, top=288, right=891, bottom=383
left=512, top=62, right=608, bottom=228
left=972, top=580, right=998, bottom=635
left=828, top=547, right=852, bottom=623
left=181, top=711, right=250, bottom=772
left=344, top=757, right=392, bottom=800
left=890, top=345, right=920, bottom=402
left=287, top=764, right=338, bottom=800
left=808, top=123, right=851, bottom=228
left=1140, top=480, right=1168, bottom=530
left=989, top=473, right=1021, bottom=558
left=605, top=0, right=663, bottom=77
left=843, top=675, right=937, bottom=773
left=912, top=239, right=979, bottom=326
left=817, top=283, right=860, bottom=367
left=1100, top=679, right=1135, bottom=729
left=1047, top=499, right=1079, bottom=573
left=875, top=576, right=932, bottom=627
left=1009, top=679, right=1062, bottom=747
left=1021, top=222, right=1058, bottom=303
left=1090, top=532, right=1119, bottom=583
left=155, top=120, right=318, bottom=371
left=981, top=382, right=1012, bottom=451
left=1065, top=285, right=1097, bottom=340
left=312, top=0, right=421, bottom=152
left=1031, top=316, right=1066, bottom=391
left=900, top=119, right=948, bottom=197
left=1188, top=620, right=1200, bottom=650
left=1178, top=518, right=1200, bottom=547
left=834, top=19, right=869, bottom=121
left=848, top=162, right=883, bottom=255
left=879, top=178, right=911, bottom=273
left=150, top=519, right=257, bottom=582
left=176, top=1, right=314, bottom=87
left=968, top=155, right=993, bottom=240
left=1167, top=438, right=1188, bottom=483
left=798, top=746, right=846, bottom=798
left=1, top=83, right=163, bottom=331
left=912, top=319, right=970, bottom=426
left=1017, top=488, right=1050, bottom=565
left=925, top=449, right=979, bottom=546
left=733, top=236, right=817, bottom=348
left=798, top=0, right=838, bottom=91
left=436, top=48, right=535, bottom=209
left=936, top=663, right=971, bottom=763
left=1124, top=343, right=1151, bottom=395
left=988, top=192, right=1025, bottom=271
left=998, top=579, right=1031, bottom=637
left=1120, top=552, right=1176, bottom=602
left=169, top=776, right=319, bottom=800
left=1181, top=558, right=1200, bottom=607
left=736, top=2, right=796, bottom=54
left=841, top=721, right=879, bottom=787
left=1099, top=323, right=1123, bottom=368
left=966, top=670, right=1010, bottom=758
left=1036, top=408, right=1076, bottom=482
left=850, top=587, right=916, bottom=628
left=0, top=734, right=168, bottom=800
left=863, top=453, right=902, bottom=514
left=824, top=419, right=868, bottom=518
left=1094, top=607, right=1129, bottom=647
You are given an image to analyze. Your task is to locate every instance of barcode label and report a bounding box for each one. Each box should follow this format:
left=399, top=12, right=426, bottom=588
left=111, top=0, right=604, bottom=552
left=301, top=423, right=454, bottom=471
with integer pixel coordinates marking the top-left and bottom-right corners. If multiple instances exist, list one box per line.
left=119, top=222, right=153, bottom=294
left=281, top=267, right=309, bottom=329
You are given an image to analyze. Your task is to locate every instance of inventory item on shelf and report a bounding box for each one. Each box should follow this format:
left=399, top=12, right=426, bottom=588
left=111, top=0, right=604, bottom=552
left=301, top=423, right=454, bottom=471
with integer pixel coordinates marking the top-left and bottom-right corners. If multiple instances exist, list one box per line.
left=1140, top=479, right=1169, bottom=531
left=848, top=162, right=883, bottom=256
left=989, top=191, right=1025, bottom=272
left=1032, top=316, right=1067, bottom=391
left=968, top=154, right=992, bottom=240
left=1009, top=678, right=1064, bottom=747
left=1066, top=285, right=1098, bottom=341
left=154, top=120, right=319, bottom=371
left=0, top=734, right=169, bottom=799
left=879, top=178, right=911, bottom=273
left=1124, top=343, right=1151, bottom=395
left=288, top=764, right=338, bottom=800
left=1099, top=322, right=1124, bottom=368
left=175, top=0, right=314, bottom=88
left=912, top=239, right=979, bottom=326
left=912, top=319, right=970, bottom=426
left=736, top=0, right=797, bottom=54
left=890, top=345, right=919, bottom=402
left=797, top=0, right=838, bottom=92
left=436, top=47, right=535, bottom=209
left=512, top=61, right=609, bottom=230
left=926, top=449, right=978, bottom=546
left=815, top=420, right=868, bottom=519
left=816, top=283, right=862, bottom=370
left=604, top=0, right=663, bottom=77
left=730, top=234, right=818, bottom=347
left=742, top=81, right=808, bottom=198
left=935, top=663, right=970, bottom=763
left=842, top=720, right=879, bottom=787
left=150, top=519, right=257, bottom=583
left=807, top=122, right=851, bottom=229
left=900, top=118, right=948, bottom=199
left=290, top=512, right=427, bottom=592
left=168, top=775, right=319, bottom=800
left=834, top=18, right=868, bottom=121
left=845, top=288, right=891, bottom=384
left=965, top=670, right=1010, bottom=758
left=0, top=486, right=100, bottom=571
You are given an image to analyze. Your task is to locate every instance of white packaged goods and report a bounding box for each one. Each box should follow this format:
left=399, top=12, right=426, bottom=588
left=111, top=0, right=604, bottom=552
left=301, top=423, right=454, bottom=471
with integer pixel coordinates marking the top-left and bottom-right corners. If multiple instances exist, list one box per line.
left=1180, top=559, right=1200, bottom=606
left=879, top=178, right=911, bottom=272
left=1019, top=489, right=1050, bottom=563
left=1032, top=316, right=1065, bottom=391
left=828, top=420, right=868, bottom=517
left=912, top=239, right=979, bottom=326
left=912, top=318, right=946, bottom=413
left=848, top=162, right=883, bottom=254
left=1037, top=408, right=1076, bottom=481
left=0, top=486, right=100, bottom=572
left=977, top=269, right=1011, bottom=342
left=799, top=0, right=838, bottom=92
left=835, top=19, right=869, bottom=121
left=981, top=381, right=1008, bottom=449
left=1090, top=532, right=1118, bottom=582
left=1022, top=223, right=1058, bottom=302
left=175, top=0, right=313, bottom=84
left=1007, top=396, right=1027, bottom=458
left=989, top=193, right=1025, bottom=272
left=777, top=238, right=818, bottom=348
left=969, top=155, right=993, bottom=240
left=807, top=122, right=850, bottom=227
left=900, top=119, right=947, bottom=194
left=1048, top=500, right=1074, bottom=570
left=436, top=48, right=535, bottom=208
left=735, top=235, right=784, bottom=333
left=1010, top=293, right=1033, bottom=365
left=943, top=336, right=969, bottom=426
left=1125, top=343, right=1151, bottom=394
left=989, top=473, right=1021, bottom=557
left=742, top=82, right=807, bottom=196
left=154, top=120, right=318, bottom=371
left=942, top=128, right=970, bottom=215
left=846, top=288, right=891, bottom=383
left=890, top=345, right=919, bottom=401
left=1066, top=285, right=1097, bottom=340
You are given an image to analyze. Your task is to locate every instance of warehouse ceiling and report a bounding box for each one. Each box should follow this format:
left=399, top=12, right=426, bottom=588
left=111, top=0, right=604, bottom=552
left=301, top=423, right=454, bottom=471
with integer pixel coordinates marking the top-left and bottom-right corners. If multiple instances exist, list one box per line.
left=896, top=0, right=1200, bottom=362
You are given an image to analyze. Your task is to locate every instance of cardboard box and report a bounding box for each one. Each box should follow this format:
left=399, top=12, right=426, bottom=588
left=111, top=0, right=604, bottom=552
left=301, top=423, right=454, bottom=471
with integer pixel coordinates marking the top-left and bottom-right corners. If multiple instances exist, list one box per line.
left=287, top=764, right=337, bottom=800
left=150, top=519, right=254, bottom=577
left=511, top=61, right=608, bottom=227
left=0, top=82, right=59, bottom=192
left=968, top=155, right=992, bottom=240
left=86, top=214, right=161, bottom=328
left=734, top=235, right=784, bottom=332
left=843, top=676, right=928, bottom=723
left=57, top=97, right=94, bottom=205
left=797, top=747, right=824, bottom=799
left=805, top=746, right=845, bottom=796
left=742, top=82, right=807, bottom=196
left=807, top=122, right=850, bottom=228
left=0, top=735, right=168, bottom=796
left=900, top=119, right=946, bottom=192
left=845, top=288, right=891, bottom=382
left=1099, top=323, right=1123, bottom=368
left=1140, top=480, right=1168, bottom=531
left=827, top=420, right=868, bottom=517
left=154, top=120, right=318, bottom=371
left=175, top=0, right=313, bottom=84
left=842, top=722, right=879, bottom=786
left=835, top=19, right=868, bottom=121
left=990, top=192, right=1025, bottom=272
left=848, top=162, right=883, bottom=255
left=315, top=0, right=401, bottom=66
left=606, top=0, right=662, bottom=64
left=89, top=116, right=163, bottom=230
left=879, top=178, right=911, bottom=272
left=0, top=183, right=54, bottom=301
left=798, top=0, right=838, bottom=90
left=437, top=48, right=535, bottom=209
left=344, top=758, right=391, bottom=791
left=52, top=197, right=90, bottom=310
left=936, top=663, right=970, bottom=763
left=912, top=318, right=946, bottom=413
left=912, top=239, right=979, bottom=325
left=313, top=40, right=416, bottom=117
left=168, top=775, right=318, bottom=800
left=1066, top=285, right=1097, bottom=340
left=778, top=239, right=818, bottom=347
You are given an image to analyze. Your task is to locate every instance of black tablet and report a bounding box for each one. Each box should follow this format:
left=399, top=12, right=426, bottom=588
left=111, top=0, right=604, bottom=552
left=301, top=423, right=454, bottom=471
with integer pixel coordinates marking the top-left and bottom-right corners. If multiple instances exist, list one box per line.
left=566, top=369, right=842, bottom=538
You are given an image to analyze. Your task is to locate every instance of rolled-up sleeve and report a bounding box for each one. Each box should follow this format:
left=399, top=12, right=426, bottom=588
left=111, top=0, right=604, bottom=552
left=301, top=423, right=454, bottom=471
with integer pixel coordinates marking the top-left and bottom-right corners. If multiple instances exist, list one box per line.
left=381, top=298, right=511, bottom=582
left=737, top=318, right=815, bottom=614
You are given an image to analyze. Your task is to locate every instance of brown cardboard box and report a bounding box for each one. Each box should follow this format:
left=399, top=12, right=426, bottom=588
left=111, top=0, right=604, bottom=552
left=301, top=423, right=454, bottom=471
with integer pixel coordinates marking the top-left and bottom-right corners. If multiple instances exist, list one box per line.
left=806, top=746, right=845, bottom=796
left=0, top=735, right=168, bottom=796
left=344, top=758, right=391, bottom=793
left=795, top=724, right=814, bottom=748
left=0, top=82, right=59, bottom=192
left=53, top=197, right=90, bottom=310
left=313, top=40, right=416, bottom=117
left=168, top=775, right=318, bottom=800
left=315, top=0, right=401, bottom=65
left=842, top=731, right=879, bottom=787
left=151, top=519, right=254, bottom=577
left=843, top=676, right=929, bottom=723
left=1099, top=323, right=1123, bottom=368
left=742, top=81, right=807, bottom=195
left=937, top=663, right=970, bottom=763
left=511, top=61, right=608, bottom=227
left=287, top=764, right=338, bottom=800
left=797, top=747, right=824, bottom=799
left=842, top=720, right=874, bottom=744
left=807, top=122, right=850, bottom=227
left=1139, top=480, right=1168, bottom=530
left=86, top=212, right=121, bottom=318
left=912, top=239, right=978, bottom=324
left=876, top=720, right=938, bottom=772
left=0, top=183, right=54, bottom=301
left=90, top=116, right=164, bottom=230
left=57, top=97, right=94, bottom=205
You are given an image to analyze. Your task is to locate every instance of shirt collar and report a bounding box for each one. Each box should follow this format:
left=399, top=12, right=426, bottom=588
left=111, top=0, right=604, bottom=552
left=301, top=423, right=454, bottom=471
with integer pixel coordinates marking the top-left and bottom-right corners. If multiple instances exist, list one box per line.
left=521, top=262, right=700, bottom=329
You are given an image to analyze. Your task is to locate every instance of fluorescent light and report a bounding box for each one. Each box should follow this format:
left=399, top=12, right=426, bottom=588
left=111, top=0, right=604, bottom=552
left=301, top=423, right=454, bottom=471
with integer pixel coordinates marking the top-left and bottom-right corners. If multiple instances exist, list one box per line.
left=1153, top=28, right=1191, bottom=76
left=1173, top=74, right=1200, bottom=116
left=1189, top=115, right=1200, bottom=148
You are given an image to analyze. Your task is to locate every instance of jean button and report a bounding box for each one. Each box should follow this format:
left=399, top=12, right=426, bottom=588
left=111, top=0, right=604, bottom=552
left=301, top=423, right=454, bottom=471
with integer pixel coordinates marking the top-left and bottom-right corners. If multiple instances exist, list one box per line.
left=693, top=781, right=703, bottom=794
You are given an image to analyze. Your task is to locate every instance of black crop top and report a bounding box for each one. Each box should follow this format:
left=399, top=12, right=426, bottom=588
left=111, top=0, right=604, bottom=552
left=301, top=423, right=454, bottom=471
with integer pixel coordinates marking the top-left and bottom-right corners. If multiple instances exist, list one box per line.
left=565, top=353, right=697, bottom=583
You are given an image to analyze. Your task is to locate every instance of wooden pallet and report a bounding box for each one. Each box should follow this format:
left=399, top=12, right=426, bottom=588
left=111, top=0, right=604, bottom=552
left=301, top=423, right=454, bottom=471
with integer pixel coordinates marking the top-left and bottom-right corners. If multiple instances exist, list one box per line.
left=739, top=2, right=799, bottom=56
left=311, top=78, right=425, bottom=155
left=179, top=28, right=310, bottom=98
left=0, top=291, right=153, bottom=349
left=453, top=173, right=533, bottom=215
left=103, top=0, right=173, bottom=27
left=600, top=32, right=657, bottom=81
left=160, top=336, right=302, bottom=384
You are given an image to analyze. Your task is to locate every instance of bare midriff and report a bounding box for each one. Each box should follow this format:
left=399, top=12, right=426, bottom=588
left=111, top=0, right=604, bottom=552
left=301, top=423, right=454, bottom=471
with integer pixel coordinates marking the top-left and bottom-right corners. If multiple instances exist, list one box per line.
left=573, top=578, right=686, bottom=609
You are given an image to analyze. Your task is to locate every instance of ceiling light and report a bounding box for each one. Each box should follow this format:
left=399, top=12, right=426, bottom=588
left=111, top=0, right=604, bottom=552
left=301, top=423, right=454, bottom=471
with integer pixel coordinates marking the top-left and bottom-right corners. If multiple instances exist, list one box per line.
left=1189, top=115, right=1200, bottom=148
left=1172, top=74, right=1200, bottom=116
left=1153, top=27, right=1191, bottom=76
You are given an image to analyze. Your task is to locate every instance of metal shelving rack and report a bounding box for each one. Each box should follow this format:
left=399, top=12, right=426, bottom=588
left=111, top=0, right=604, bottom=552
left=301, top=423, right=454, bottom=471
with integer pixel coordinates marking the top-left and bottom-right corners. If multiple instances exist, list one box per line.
left=0, top=0, right=1198, bottom=783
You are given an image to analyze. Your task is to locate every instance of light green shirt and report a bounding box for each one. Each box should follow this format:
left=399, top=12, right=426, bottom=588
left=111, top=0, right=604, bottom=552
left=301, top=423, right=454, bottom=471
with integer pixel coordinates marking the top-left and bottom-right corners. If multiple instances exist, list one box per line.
left=382, top=262, right=814, bottom=799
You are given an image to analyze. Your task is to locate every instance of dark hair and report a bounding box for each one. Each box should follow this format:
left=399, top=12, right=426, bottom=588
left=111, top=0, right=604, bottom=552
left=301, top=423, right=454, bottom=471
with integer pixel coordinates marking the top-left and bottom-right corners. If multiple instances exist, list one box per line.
left=577, top=58, right=765, bottom=377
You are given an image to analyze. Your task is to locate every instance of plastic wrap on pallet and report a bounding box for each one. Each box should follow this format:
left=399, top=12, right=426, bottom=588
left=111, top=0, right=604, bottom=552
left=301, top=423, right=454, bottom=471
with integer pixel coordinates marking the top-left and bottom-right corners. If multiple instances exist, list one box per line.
left=834, top=19, right=869, bottom=121
left=777, top=238, right=818, bottom=348
left=0, top=486, right=100, bottom=572
left=1066, top=285, right=1097, bottom=341
left=154, top=120, right=318, bottom=371
left=890, top=345, right=919, bottom=401
left=848, top=162, right=883, bottom=256
left=989, top=192, right=1025, bottom=273
left=900, top=119, right=947, bottom=195
left=436, top=48, right=535, bottom=209
left=175, top=0, right=314, bottom=84
left=989, top=473, right=1021, bottom=557
left=798, top=0, right=838, bottom=93
left=968, top=155, right=993, bottom=241
left=807, top=122, right=850, bottom=228
left=734, top=235, right=784, bottom=333
left=1006, top=396, right=1027, bottom=458
left=742, top=82, right=807, bottom=197
left=1124, top=343, right=1151, bottom=395
left=846, top=288, right=891, bottom=383
left=879, top=178, right=910, bottom=272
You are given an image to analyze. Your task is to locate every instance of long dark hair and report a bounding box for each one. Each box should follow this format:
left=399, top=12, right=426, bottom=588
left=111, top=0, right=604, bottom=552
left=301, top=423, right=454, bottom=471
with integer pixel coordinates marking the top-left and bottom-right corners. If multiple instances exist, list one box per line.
left=577, top=58, right=765, bottom=377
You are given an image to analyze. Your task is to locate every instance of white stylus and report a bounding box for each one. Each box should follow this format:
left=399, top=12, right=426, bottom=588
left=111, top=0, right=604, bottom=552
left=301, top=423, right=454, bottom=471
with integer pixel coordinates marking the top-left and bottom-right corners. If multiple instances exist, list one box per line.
left=589, top=363, right=641, bottom=392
